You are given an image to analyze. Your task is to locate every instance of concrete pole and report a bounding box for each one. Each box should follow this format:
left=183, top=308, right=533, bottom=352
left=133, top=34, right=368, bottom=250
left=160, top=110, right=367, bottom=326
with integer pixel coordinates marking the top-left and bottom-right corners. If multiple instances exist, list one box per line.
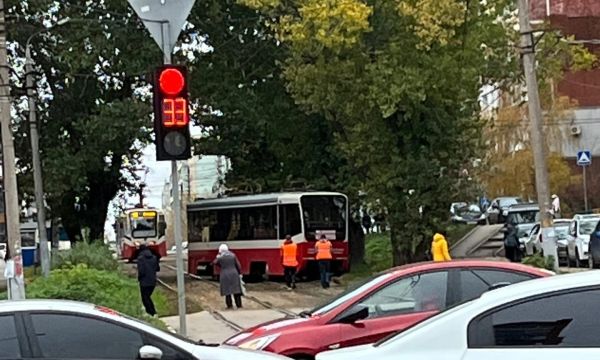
left=517, top=0, right=558, bottom=270
left=0, top=0, right=25, bottom=299
left=163, top=25, right=187, bottom=337
left=25, top=46, right=50, bottom=278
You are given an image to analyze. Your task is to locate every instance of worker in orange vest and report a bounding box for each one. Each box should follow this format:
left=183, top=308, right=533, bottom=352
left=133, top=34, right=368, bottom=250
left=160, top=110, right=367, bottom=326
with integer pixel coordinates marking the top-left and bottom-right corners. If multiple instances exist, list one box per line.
left=281, top=235, right=298, bottom=289
left=315, top=234, right=333, bottom=289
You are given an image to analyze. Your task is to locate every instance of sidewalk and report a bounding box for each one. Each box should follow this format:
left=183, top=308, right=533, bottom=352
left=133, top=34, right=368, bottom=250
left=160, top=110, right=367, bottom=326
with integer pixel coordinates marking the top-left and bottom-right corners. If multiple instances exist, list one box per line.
left=162, top=308, right=306, bottom=344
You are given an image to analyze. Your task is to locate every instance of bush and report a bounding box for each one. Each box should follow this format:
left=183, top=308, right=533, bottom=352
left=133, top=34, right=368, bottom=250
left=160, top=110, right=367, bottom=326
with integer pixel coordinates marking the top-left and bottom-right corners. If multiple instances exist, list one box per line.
left=53, top=241, right=120, bottom=272
left=27, top=264, right=168, bottom=320
left=522, top=253, right=556, bottom=271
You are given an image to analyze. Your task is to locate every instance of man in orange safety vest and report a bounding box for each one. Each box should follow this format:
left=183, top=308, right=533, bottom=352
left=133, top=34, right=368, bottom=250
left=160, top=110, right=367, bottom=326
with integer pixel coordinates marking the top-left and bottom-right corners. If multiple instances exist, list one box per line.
left=315, top=234, right=333, bottom=289
left=281, top=235, right=298, bottom=289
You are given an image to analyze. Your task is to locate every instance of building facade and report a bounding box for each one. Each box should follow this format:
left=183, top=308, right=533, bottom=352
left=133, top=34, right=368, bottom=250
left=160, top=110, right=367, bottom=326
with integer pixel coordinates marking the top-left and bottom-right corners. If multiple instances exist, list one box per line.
left=530, top=0, right=600, bottom=210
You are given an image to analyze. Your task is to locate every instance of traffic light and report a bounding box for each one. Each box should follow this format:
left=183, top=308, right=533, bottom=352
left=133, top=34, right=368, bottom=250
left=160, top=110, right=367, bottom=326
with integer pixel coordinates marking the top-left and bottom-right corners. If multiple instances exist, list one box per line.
left=153, top=65, right=192, bottom=161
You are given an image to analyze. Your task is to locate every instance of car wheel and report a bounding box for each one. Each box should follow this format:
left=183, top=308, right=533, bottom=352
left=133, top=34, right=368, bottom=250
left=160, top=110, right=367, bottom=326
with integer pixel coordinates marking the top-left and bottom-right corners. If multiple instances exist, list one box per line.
left=566, top=249, right=573, bottom=267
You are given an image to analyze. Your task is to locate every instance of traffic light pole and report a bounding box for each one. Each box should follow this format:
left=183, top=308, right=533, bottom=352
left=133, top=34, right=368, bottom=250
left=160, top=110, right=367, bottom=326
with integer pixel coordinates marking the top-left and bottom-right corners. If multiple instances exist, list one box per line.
left=163, top=45, right=187, bottom=336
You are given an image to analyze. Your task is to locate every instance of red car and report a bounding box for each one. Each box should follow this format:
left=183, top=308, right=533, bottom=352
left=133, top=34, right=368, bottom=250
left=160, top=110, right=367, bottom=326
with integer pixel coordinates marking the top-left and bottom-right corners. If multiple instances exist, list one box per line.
left=225, top=260, right=552, bottom=358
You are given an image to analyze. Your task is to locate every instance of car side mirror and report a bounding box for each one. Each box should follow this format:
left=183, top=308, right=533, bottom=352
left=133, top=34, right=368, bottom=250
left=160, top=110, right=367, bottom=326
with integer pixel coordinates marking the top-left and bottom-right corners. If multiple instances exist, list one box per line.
left=489, top=282, right=511, bottom=291
left=139, top=345, right=162, bottom=359
left=338, top=306, right=369, bottom=324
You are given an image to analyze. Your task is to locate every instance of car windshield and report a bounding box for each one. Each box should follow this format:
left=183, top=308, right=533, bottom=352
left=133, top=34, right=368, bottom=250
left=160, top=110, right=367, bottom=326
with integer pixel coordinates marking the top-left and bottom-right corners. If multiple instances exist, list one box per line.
left=554, top=225, right=570, bottom=239
left=580, top=220, right=600, bottom=235
left=306, top=272, right=395, bottom=317
left=499, top=198, right=522, bottom=207
left=508, top=210, right=539, bottom=224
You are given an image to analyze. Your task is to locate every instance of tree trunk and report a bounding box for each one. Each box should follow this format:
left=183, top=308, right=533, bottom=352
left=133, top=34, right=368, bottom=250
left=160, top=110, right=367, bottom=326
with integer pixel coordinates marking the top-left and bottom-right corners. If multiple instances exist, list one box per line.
left=391, top=226, right=430, bottom=266
left=349, top=218, right=365, bottom=267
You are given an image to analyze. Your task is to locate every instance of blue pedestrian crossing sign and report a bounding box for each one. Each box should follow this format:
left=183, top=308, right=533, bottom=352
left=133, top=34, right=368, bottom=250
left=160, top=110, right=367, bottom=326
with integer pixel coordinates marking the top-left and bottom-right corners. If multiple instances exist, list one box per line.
left=577, top=151, right=592, bottom=166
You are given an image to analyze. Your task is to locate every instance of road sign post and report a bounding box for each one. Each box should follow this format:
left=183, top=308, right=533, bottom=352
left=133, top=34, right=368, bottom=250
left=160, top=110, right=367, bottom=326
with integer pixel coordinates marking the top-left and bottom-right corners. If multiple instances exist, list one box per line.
left=577, top=151, right=592, bottom=212
left=129, top=0, right=196, bottom=337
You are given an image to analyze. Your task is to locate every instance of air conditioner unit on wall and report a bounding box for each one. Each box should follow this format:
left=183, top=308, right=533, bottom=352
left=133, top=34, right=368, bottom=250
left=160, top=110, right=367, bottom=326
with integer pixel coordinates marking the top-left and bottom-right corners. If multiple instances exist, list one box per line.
left=570, top=125, right=582, bottom=136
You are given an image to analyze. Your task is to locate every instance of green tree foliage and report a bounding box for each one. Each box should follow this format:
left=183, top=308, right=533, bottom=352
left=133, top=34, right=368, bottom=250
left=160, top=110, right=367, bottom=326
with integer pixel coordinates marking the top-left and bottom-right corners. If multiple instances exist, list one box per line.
left=184, top=0, right=367, bottom=263
left=187, top=0, right=345, bottom=193
left=7, top=0, right=160, bottom=241
left=240, top=0, right=521, bottom=264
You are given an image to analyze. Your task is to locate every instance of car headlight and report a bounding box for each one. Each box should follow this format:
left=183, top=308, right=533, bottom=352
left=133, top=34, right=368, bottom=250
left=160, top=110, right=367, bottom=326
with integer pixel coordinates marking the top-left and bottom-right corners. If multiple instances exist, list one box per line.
left=238, top=334, right=280, bottom=351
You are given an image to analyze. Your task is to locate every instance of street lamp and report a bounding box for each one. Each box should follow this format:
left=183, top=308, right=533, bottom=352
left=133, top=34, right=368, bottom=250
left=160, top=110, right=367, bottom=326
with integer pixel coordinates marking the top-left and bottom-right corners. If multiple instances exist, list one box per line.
left=25, top=17, right=71, bottom=278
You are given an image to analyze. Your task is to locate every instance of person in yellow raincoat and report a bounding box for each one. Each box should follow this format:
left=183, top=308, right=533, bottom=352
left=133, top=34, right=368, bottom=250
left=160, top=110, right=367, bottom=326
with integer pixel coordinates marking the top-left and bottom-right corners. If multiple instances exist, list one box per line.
left=431, top=233, right=452, bottom=262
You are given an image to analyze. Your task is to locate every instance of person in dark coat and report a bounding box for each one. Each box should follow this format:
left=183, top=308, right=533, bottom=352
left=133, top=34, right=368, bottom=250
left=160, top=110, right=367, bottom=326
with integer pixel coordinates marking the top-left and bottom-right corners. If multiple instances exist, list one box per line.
left=503, top=221, right=521, bottom=263
left=137, top=244, right=160, bottom=316
left=213, top=244, right=243, bottom=309
left=362, top=213, right=372, bottom=234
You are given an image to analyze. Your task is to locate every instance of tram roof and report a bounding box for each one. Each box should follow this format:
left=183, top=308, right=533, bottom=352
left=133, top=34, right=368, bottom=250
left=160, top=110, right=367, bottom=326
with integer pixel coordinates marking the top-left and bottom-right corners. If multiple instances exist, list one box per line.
left=187, top=192, right=346, bottom=210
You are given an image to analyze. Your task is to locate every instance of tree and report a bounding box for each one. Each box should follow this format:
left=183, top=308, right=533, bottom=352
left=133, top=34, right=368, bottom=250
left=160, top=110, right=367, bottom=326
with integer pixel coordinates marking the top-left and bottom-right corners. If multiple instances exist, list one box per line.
left=184, top=0, right=367, bottom=263
left=240, top=0, right=522, bottom=264
left=8, top=0, right=160, bottom=241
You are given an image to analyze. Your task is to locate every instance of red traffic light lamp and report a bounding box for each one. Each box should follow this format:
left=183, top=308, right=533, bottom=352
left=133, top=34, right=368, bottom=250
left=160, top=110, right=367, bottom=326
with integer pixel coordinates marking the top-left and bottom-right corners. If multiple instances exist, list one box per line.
left=153, top=65, right=191, bottom=161
left=159, top=68, right=185, bottom=95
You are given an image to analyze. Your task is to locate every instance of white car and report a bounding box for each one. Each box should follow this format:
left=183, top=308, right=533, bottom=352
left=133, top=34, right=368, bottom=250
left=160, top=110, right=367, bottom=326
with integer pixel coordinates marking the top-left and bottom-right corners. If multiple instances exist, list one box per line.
left=317, top=271, right=600, bottom=360
left=0, top=300, right=288, bottom=360
left=567, top=215, right=600, bottom=267
left=524, top=219, right=570, bottom=256
left=168, top=241, right=188, bottom=256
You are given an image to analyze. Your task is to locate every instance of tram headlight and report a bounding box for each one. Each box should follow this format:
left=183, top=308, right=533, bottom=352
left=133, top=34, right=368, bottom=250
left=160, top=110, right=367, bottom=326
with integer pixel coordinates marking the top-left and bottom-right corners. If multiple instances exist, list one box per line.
left=238, top=334, right=280, bottom=351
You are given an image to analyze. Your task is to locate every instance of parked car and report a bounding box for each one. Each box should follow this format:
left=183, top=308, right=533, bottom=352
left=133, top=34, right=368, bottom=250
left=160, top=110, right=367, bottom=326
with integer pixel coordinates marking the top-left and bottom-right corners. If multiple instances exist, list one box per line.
left=0, top=300, right=289, bottom=360
left=588, top=219, right=600, bottom=269
left=167, top=241, right=188, bottom=256
left=450, top=204, right=486, bottom=225
left=486, top=196, right=523, bottom=224
left=567, top=214, right=600, bottom=267
left=505, top=204, right=540, bottom=245
left=523, top=219, right=570, bottom=258
left=317, top=271, right=600, bottom=360
left=0, top=242, right=5, bottom=260
left=224, top=261, right=551, bottom=358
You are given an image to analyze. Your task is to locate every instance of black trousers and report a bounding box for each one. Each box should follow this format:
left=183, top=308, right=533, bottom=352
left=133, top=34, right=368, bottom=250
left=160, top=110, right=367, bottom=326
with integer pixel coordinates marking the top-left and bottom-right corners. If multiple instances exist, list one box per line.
left=226, top=294, right=242, bottom=309
left=284, top=266, right=297, bottom=288
left=140, top=285, right=157, bottom=316
left=505, top=246, right=522, bottom=263
left=318, top=260, right=331, bottom=288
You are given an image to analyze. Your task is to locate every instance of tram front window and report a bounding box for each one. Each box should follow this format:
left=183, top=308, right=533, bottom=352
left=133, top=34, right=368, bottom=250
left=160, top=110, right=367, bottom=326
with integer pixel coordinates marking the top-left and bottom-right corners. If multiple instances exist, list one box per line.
left=130, top=211, right=158, bottom=238
left=301, top=195, right=347, bottom=240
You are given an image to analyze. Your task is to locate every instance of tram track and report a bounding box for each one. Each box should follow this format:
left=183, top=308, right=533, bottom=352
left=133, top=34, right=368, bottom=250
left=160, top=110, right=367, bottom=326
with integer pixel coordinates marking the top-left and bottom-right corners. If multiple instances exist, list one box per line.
left=162, top=264, right=299, bottom=318
left=156, top=276, right=245, bottom=332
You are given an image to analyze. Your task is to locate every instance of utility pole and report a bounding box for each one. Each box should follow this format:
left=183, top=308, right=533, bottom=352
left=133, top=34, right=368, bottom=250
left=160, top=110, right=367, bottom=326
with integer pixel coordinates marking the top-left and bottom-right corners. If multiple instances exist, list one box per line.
left=25, top=46, right=50, bottom=278
left=138, top=182, right=146, bottom=208
left=0, top=0, right=25, bottom=298
left=517, top=0, right=557, bottom=270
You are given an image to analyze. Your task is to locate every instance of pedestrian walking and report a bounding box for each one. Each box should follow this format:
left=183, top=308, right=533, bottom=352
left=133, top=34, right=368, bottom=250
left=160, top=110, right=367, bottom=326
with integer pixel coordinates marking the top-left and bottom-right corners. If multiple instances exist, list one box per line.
left=137, top=244, right=160, bottom=317
left=281, top=235, right=298, bottom=289
left=362, top=213, right=372, bottom=234
left=213, top=244, right=243, bottom=309
left=315, top=235, right=333, bottom=289
left=503, top=221, right=521, bottom=263
left=431, top=233, right=452, bottom=262
left=551, top=194, right=561, bottom=219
